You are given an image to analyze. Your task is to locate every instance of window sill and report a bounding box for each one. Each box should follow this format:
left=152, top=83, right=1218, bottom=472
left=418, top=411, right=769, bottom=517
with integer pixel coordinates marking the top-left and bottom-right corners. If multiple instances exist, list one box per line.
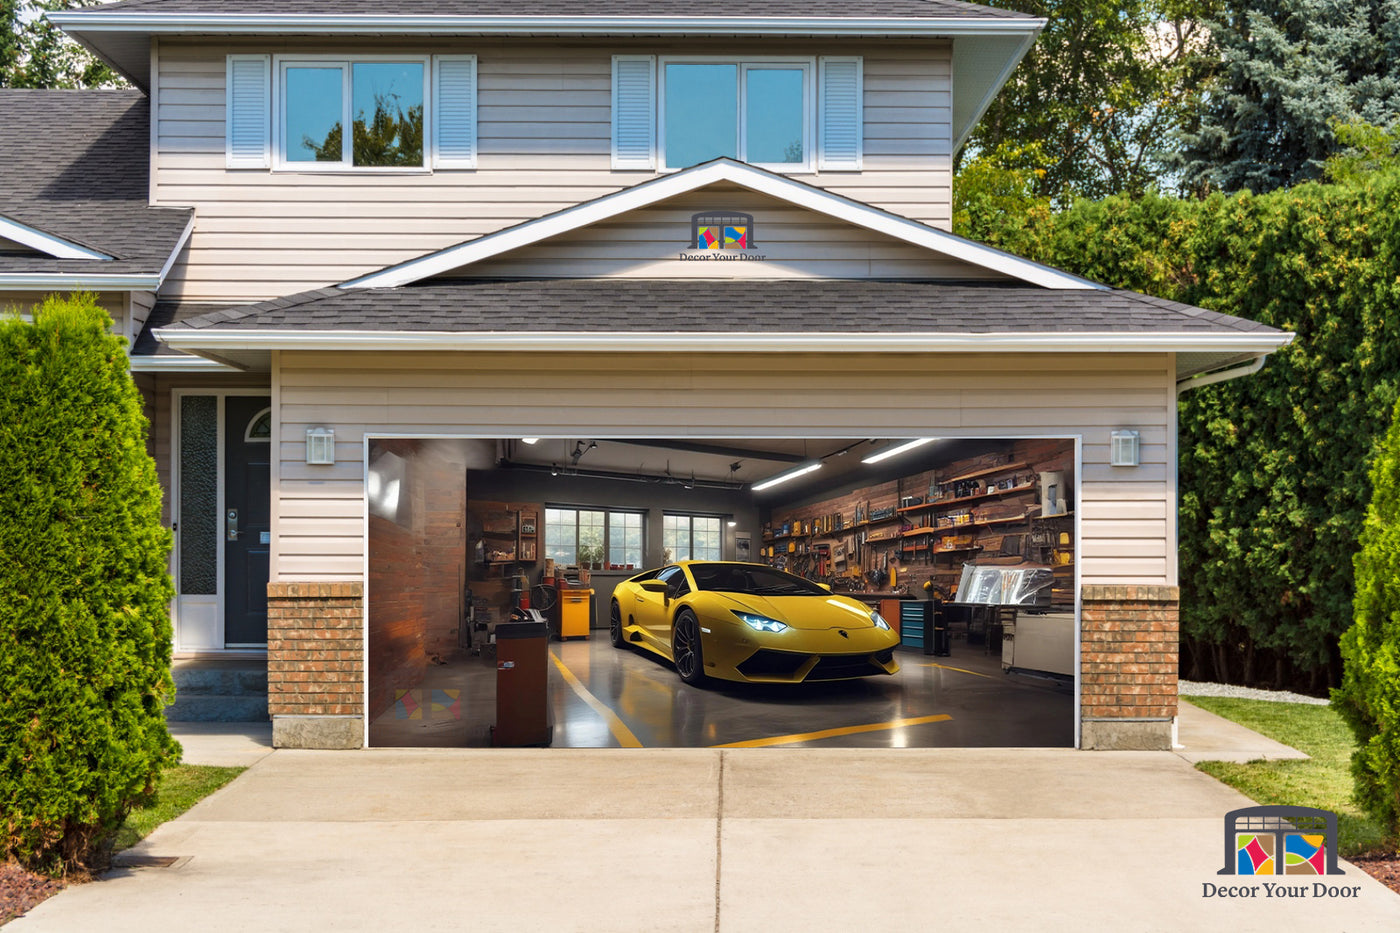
left=270, top=165, right=438, bottom=176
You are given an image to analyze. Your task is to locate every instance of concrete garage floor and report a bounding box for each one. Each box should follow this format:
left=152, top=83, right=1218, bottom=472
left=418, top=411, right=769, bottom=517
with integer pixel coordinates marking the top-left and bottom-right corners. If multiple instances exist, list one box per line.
left=369, top=634, right=1073, bottom=749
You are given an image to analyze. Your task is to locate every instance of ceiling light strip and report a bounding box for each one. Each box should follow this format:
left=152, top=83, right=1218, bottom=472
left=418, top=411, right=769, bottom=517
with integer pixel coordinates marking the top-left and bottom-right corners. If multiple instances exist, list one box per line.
left=751, top=461, right=822, bottom=492
left=861, top=438, right=935, bottom=464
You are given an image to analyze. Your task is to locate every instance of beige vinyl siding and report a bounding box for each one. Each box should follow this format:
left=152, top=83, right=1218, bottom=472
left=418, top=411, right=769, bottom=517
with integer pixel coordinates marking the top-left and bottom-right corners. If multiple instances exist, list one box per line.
left=457, top=185, right=1002, bottom=280
left=155, top=39, right=952, bottom=301
left=274, top=351, right=1175, bottom=586
left=127, top=290, right=156, bottom=345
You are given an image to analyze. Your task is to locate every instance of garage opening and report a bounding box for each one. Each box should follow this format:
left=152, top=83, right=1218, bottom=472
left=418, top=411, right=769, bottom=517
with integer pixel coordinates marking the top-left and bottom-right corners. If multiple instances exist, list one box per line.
left=365, top=437, right=1077, bottom=749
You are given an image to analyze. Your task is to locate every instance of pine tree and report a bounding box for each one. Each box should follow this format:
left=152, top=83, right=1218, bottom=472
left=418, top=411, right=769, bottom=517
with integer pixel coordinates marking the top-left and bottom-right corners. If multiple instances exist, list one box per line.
left=1172, top=0, right=1400, bottom=194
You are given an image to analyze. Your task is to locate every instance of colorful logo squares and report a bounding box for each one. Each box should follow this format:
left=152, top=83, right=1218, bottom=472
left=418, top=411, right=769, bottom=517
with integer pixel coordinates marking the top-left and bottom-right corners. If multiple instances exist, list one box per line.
left=724, top=225, right=747, bottom=249
left=1236, top=833, right=1276, bottom=875
left=1283, top=833, right=1328, bottom=875
left=431, top=688, right=461, bottom=720
left=394, top=689, right=422, bottom=720
left=696, top=225, right=722, bottom=249
left=695, top=224, right=749, bottom=250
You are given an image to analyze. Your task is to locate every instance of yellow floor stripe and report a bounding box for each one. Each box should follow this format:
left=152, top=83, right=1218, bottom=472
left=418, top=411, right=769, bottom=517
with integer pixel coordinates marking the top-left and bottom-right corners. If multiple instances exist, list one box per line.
left=711, top=713, right=952, bottom=749
left=920, top=661, right=999, bottom=680
left=549, top=651, right=644, bottom=749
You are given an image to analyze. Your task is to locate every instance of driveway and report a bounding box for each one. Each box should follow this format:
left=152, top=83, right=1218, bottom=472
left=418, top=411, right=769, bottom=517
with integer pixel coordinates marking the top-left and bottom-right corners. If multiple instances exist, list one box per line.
left=11, top=742, right=1400, bottom=932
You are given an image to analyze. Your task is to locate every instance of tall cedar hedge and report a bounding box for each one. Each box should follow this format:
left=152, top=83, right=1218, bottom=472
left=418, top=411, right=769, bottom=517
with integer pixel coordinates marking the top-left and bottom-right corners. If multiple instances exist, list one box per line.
left=0, top=294, right=179, bottom=873
left=966, top=164, right=1400, bottom=690
left=1336, top=394, right=1400, bottom=838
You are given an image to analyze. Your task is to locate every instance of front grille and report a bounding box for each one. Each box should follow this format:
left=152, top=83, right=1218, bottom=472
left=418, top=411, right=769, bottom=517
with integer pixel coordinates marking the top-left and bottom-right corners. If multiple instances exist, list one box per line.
left=736, top=649, right=810, bottom=679
left=806, top=654, right=886, bottom=681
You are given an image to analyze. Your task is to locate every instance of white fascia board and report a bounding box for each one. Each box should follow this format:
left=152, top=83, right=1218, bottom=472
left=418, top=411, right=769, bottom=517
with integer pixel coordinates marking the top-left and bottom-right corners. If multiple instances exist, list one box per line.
left=154, top=328, right=1295, bottom=356
left=343, top=159, right=1098, bottom=290
left=49, top=13, right=1045, bottom=38
left=156, top=215, right=196, bottom=288
left=953, top=30, right=1040, bottom=152
left=128, top=354, right=238, bottom=373
left=0, top=273, right=161, bottom=289
left=0, top=216, right=112, bottom=260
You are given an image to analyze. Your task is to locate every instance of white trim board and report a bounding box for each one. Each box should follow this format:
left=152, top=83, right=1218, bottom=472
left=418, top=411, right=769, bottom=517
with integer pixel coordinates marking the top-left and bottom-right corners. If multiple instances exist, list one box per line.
left=51, top=13, right=1046, bottom=38
left=0, top=215, right=112, bottom=260
left=155, top=328, right=1294, bottom=356
left=343, top=158, right=1101, bottom=291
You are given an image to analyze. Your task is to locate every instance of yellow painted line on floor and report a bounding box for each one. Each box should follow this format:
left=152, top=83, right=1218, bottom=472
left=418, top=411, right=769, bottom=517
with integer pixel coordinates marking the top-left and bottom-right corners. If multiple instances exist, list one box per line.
left=549, top=651, right=644, bottom=749
left=919, top=661, right=999, bottom=680
left=710, top=713, right=952, bottom=749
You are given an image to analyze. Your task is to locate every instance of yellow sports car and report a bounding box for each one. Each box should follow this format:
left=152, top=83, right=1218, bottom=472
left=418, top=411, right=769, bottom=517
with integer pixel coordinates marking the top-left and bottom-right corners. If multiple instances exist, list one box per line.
left=609, top=561, right=901, bottom=685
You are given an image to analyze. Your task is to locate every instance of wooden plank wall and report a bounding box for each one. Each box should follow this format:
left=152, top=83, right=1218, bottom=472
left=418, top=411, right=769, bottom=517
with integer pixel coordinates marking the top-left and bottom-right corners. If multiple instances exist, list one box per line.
left=274, top=350, right=1176, bottom=588
left=367, top=439, right=468, bottom=722
left=154, top=38, right=953, bottom=300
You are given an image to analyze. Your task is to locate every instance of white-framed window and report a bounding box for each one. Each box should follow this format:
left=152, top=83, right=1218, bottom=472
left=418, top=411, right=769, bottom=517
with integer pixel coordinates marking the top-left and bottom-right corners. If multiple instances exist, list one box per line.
left=546, top=507, right=645, bottom=570
left=228, top=53, right=476, bottom=172
left=663, top=514, right=723, bottom=562
left=658, top=57, right=814, bottom=171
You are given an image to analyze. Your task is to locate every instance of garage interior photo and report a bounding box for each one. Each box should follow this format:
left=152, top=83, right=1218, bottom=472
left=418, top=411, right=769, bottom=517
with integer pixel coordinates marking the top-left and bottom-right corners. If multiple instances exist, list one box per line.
left=366, top=436, right=1078, bottom=750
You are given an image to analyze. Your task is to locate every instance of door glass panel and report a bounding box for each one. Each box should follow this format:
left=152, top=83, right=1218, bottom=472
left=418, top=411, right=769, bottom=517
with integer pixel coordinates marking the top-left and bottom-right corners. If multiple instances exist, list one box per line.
left=745, top=68, right=804, bottom=164
left=351, top=61, right=424, bottom=167
left=285, top=66, right=344, bottom=162
left=664, top=63, right=738, bottom=168
left=179, top=395, right=218, bottom=595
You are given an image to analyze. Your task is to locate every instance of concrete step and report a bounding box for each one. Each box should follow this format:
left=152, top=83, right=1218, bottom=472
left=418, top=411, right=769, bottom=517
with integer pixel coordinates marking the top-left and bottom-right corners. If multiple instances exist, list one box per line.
left=166, top=694, right=269, bottom=723
left=172, top=661, right=268, bottom=696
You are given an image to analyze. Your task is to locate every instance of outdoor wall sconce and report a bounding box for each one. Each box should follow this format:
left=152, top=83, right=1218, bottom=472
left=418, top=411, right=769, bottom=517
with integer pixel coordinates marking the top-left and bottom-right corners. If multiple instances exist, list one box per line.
left=1110, top=429, right=1141, bottom=467
left=305, top=427, right=336, bottom=465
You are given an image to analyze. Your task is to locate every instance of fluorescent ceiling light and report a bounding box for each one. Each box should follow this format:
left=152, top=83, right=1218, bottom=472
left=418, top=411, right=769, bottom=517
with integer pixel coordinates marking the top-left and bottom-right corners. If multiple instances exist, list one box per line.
left=751, top=461, right=821, bottom=492
left=521, top=438, right=540, bottom=445
left=862, top=438, right=935, bottom=465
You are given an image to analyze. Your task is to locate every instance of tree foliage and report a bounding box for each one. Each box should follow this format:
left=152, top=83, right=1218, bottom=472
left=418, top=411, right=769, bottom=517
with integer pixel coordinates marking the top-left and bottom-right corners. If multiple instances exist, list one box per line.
left=304, top=93, right=424, bottom=167
left=1171, top=0, right=1400, bottom=194
left=963, top=143, right=1400, bottom=691
left=1334, top=395, right=1400, bottom=840
left=0, top=294, right=178, bottom=874
left=0, top=1, right=123, bottom=89
left=967, top=0, right=1220, bottom=200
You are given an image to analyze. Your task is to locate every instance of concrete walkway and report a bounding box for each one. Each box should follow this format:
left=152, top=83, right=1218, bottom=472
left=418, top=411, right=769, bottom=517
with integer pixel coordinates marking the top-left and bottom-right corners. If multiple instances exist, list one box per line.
left=12, top=722, right=1400, bottom=931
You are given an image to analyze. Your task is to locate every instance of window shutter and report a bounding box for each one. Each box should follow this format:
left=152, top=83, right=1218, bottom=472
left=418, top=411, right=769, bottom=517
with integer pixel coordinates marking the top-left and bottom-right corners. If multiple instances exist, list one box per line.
left=612, top=55, right=656, bottom=170
left=433, top=55, right=477, bottom=169
left=226, top=54, right=271, bottom=169
left=818, top=57, right=862, bottom=171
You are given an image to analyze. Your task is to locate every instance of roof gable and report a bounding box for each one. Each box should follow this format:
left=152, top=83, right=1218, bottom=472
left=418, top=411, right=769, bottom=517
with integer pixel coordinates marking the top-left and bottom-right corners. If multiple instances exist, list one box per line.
left=345, top=159, right=1099, bottom=291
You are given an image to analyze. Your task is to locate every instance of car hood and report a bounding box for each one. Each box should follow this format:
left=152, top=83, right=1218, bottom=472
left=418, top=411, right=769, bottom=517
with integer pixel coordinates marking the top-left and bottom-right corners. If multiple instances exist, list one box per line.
left=717, top=593, right=877, bottom=631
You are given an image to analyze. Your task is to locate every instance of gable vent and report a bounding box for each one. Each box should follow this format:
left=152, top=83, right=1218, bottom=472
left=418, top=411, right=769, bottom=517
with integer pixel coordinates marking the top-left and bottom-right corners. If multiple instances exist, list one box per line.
left=226, top=55, right=270, bottom=169
left=819, top=57, right=862, bottom=172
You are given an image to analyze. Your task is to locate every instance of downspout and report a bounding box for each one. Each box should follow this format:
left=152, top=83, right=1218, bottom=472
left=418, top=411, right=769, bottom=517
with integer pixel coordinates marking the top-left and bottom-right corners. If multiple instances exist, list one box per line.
left=1175, top=355, right=1266, bottom=396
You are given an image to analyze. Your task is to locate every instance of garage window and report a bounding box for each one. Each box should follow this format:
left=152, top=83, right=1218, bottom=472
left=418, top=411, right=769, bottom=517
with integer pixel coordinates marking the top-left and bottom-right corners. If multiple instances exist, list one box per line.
left=546, top=507, right=644, bottom=569
left=663, top=513, right=722, bottom=562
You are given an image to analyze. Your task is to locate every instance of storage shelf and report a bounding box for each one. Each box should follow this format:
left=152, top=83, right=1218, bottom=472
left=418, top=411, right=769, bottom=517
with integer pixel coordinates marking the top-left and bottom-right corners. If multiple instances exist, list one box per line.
left=922, top=483, right=1036, bottom=509
left=942, top=460, right=1030, bottom=484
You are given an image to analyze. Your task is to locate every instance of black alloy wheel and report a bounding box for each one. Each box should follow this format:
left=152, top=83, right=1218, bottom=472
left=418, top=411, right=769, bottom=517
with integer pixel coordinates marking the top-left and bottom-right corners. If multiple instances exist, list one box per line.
left=610, top=600, right=627, bottom=648
left=672, top=610, right=706, bottom=685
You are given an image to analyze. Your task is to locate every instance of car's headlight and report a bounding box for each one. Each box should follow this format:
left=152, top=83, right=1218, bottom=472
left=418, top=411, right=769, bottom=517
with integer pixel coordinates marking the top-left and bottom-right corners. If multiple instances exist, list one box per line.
left=871, top=612, right=891, bottom=631
left=733, top=611, right=788, bottom=633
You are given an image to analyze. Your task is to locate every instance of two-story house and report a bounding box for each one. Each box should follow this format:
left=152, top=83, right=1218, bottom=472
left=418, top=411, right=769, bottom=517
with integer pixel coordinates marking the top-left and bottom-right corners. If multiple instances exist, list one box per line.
left=1, top=1, right=1291, bottom=751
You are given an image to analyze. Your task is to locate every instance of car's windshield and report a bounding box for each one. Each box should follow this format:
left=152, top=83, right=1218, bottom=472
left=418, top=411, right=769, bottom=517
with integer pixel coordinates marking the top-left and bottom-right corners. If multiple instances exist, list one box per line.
left=688, top=563, right=828, bottom=596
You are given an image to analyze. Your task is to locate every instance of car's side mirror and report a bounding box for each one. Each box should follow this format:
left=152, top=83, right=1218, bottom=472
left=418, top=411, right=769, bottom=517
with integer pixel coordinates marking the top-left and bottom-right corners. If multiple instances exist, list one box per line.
left=638, top=580, right=669, bottom=594
left=819, top=583, right=833, bottom=592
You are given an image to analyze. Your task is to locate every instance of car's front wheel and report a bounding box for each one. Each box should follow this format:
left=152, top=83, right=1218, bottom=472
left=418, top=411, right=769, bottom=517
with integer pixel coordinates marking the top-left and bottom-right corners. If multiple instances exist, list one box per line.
left=672, top=610, right=706, bottom=686
left=610, top=600, right=627, bottom=649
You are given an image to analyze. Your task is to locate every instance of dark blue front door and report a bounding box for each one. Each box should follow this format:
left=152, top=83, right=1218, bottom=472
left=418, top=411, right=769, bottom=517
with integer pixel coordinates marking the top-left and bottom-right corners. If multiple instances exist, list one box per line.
left=224, top=396, right=271, bottom=646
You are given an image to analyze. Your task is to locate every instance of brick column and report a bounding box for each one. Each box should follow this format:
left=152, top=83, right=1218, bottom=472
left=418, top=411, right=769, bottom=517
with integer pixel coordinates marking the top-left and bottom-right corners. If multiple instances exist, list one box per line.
left=267, top=582, right=364, bottom=749
left=1079, top=584, right=1179, bottom=750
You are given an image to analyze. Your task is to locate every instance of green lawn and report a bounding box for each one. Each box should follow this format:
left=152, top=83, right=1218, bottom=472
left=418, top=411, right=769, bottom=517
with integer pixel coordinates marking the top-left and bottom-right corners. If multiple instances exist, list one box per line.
left=110, top=764, right=245, bottom=852
left=1186, top=696, right=1391, bottom=857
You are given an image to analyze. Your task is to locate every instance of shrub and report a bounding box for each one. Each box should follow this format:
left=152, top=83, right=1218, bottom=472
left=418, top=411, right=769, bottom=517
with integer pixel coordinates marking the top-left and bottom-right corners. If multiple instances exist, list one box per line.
left=0, top=293, right=179, bottom=874
left=1333, top=394, right=1400, bottom=840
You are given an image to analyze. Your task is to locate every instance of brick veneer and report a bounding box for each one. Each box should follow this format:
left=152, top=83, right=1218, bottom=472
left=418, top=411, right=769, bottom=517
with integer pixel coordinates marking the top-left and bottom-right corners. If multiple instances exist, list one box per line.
left=1079, top=584, right=1178, bottom=750
left=267, top=581, right=364, bottom=720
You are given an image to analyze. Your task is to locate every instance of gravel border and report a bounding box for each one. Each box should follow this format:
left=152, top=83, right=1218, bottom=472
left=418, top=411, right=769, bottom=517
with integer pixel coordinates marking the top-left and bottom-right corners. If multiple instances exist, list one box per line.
left=1178, top=679, right=1330, bottom=706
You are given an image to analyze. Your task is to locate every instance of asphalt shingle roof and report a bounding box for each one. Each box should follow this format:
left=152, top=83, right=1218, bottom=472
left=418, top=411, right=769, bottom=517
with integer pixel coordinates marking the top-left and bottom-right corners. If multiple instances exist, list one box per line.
left=153, top=279, right=1279, bottom=339
left=0, top=89, right=191, bottom=276
left=88, top=0, right=1035, bottom=20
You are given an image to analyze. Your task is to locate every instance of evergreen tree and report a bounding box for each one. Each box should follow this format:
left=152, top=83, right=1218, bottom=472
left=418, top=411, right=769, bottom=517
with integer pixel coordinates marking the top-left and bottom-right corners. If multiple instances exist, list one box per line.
left=1172, top=0, right=1400, bottom=194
